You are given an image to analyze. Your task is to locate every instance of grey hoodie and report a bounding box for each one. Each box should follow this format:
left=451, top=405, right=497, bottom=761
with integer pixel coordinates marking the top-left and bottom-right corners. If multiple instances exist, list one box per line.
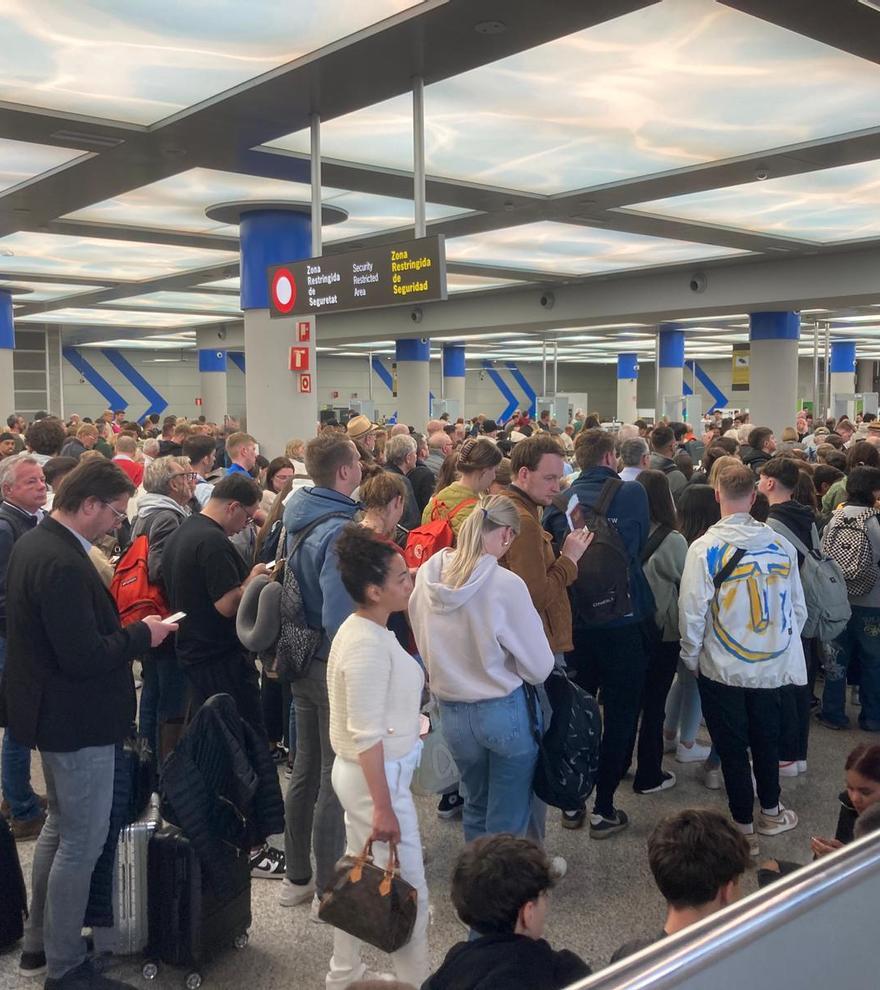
left=131, top=494, right=189, bottom=586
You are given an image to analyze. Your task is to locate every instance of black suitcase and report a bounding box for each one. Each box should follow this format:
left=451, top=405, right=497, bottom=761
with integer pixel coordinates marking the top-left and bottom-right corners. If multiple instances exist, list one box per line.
left=145, top=827, right=251, bottom=987
left=0, top=813, right=28, bottom=950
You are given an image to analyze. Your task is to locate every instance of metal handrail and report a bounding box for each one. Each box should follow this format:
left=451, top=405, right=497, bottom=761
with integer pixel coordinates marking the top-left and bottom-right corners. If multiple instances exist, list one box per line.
left=567, top=829, right=880, bottom=989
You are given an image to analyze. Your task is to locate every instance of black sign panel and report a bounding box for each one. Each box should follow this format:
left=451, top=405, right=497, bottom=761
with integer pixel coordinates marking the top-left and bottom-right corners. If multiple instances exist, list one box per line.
left=267, top=235, right=447, bottom=318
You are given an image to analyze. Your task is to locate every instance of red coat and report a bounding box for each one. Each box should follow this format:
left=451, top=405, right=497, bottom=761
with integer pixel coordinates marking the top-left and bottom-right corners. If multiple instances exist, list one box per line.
left=113, top=456, right=143, bottom=487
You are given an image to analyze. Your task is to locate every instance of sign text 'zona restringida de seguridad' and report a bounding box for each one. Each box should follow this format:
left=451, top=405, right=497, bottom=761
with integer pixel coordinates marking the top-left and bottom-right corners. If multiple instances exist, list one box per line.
left=267, top=235, right=447, bottom=318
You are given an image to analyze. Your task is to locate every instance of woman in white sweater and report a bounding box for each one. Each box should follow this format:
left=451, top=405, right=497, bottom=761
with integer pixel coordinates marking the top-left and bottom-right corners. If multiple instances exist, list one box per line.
left=409, top=494, right=555, bottom=842
left=324, top=525, right=429, bottom=989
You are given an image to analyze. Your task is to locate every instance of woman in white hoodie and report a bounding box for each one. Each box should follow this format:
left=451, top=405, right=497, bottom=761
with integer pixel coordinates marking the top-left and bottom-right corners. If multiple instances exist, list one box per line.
left=409, top=495, right=554, bottom=841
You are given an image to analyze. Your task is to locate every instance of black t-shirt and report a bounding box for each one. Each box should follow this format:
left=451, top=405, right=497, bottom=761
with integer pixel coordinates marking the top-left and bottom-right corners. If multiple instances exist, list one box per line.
left=609, top=930, right=667, bottom=964
left=161, top=513, right=247, bottom=665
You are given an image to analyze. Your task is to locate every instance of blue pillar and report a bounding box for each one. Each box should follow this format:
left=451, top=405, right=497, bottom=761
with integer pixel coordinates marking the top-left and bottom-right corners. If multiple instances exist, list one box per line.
left=657, top=323, right=685, bottom=418
left=830, top=340, right=857, bottom=410
left=442, top=344, right=466, bottom=419
left=239, top=210, right=312, bottom=312
left=617, top=353, right=638, bottom=423
left=0, top=291, right=14, bottom=413
left=749, top=312, right=800, bottom=437
left=197, top=342, right=228, bottom=422
left=396, top=338, right=431, bottom=428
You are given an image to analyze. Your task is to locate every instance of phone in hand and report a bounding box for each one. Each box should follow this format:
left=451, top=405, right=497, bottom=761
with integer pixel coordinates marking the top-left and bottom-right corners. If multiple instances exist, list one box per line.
left=163, top=611, right=186, bottom=625
left=565, top=492, right=586, bottom=532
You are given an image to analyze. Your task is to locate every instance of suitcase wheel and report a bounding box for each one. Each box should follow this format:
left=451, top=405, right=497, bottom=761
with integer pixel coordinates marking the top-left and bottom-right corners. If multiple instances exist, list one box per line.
left=185, top=972, right=202, bottom=990
left=234, top=933, right=249, bottom=950
left=142, top=962, right=159, bottom=981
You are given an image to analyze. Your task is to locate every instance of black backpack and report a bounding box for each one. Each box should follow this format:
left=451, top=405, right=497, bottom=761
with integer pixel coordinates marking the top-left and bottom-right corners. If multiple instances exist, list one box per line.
left=555, top=478, right=633, bottom=626
left=527, top=670, right=601, bottom=812
left=0, top=813, right=27, bottom=949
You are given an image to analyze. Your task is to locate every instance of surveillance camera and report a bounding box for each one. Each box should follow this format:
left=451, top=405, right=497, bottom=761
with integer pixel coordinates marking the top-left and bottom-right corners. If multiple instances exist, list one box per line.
left=216, top=327, right=227, bottom=340
left=754, top=168, right=769, bottom=181
left=689, top=272, right=707, bottom=294
left=539, top=292, right=555, bottom=310
left=410, top=307, right=423, bottom=324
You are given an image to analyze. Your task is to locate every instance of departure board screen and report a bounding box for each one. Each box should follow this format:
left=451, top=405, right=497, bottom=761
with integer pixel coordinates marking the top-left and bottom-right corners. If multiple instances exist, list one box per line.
left=267, top=235, right=447, bottom=318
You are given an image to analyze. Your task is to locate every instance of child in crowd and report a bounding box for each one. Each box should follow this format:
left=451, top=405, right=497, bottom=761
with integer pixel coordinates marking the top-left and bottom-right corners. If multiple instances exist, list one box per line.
left=422, top=835, right=591, bottom=990
left=610, top=808, right=751, bottom=963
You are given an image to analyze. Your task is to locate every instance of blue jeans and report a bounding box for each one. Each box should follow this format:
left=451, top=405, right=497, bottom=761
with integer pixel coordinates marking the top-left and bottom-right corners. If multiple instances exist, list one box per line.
left=439, top=686, right=540, bottom=843
left=821, top=607, right=880, bottom=730
left=0, top=636, right=41, bottom=821
left=138, top=641, right=189, bottom=757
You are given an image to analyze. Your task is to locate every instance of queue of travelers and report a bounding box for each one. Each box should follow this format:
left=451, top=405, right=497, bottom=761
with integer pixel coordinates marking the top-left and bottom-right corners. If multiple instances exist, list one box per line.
left=1, top=402, right=880, bottom=990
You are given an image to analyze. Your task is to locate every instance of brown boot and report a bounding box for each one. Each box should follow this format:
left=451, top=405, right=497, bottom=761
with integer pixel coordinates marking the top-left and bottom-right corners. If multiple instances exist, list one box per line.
left=11, top=813, right=45, bottom=841
left=2, top=794, right=48, bottom=818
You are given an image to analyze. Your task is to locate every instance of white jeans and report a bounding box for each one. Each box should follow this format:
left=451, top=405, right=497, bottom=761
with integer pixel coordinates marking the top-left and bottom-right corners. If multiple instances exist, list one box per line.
left=326, top=745, right=430, bottom=990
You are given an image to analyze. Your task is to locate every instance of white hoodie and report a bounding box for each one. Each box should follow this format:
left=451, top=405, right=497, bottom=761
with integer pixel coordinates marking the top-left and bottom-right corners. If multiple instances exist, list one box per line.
left=409, top=550, right=554, bottom=702
left=679, top=513, right=808, bottom=689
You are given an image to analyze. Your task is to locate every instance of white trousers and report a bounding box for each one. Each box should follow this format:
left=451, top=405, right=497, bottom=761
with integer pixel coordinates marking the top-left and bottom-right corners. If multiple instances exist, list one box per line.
left=325, top=745, right=430, bottom=989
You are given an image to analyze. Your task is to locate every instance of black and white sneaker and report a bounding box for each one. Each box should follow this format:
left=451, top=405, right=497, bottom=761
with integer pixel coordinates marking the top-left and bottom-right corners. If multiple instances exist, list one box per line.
left=19, top=950, right=46, bottom=978
left=437, top=791, right=464, bottom=819
left=589, top=808, right=629, bottom=839
left=249, top=844, right=286, bottom=879
left=560, top=808, right=586, bottom=830
left=634, top=771, right=677, bottom=794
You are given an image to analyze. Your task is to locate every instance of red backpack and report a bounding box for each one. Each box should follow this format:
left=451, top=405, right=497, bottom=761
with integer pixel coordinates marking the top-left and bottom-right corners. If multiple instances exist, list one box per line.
left=404, top=498, right=477, bottom=568
left=109, top=534, right=170, bottom=626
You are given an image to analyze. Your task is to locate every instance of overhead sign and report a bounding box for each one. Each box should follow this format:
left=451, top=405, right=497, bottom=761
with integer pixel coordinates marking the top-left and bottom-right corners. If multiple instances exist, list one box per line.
left=732, top=343, right=750, bottom=392
left=268, top=235, right=447, bottom=318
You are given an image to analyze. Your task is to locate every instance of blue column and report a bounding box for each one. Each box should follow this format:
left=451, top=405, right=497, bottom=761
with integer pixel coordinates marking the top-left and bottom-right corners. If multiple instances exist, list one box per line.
left=749, top=312, right=800, bottom=437
left=830, top=341, right=857, bottom=375
left=617, top=352, right=638, bottom=423
left=657, top=323, right=685, bottom=418
left=442, top=344, right=466, bottom=419
left=0, top=291, right=15, bottom=412
left=396, top=338, right=431, bottom=428
left=197, top=345, right=228, bottom=422
left=239, top=210, right=311, bottom=312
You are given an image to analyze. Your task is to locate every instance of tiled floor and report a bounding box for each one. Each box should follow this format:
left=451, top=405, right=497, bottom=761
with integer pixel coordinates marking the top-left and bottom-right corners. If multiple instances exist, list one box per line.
left=0, top=701, right=868, bottom=990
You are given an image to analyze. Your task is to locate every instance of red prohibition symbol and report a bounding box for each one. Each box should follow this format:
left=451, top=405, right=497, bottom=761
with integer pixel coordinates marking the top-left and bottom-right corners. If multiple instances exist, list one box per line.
left=271, top=267, right=297, bottom=313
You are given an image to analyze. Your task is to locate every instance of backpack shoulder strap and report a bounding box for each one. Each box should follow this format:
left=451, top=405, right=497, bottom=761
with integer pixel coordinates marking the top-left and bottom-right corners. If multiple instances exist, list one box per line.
left=445, top=498, right=478, bottom=523
left=769, top=519, right=809, bottom=558
left=641, top=524, right=672, bottom=564
left=713, top=547, right=748, bottom=590
left=287, top=512, right=351, bottom=559
left=594, top=477, right=623, bottom=518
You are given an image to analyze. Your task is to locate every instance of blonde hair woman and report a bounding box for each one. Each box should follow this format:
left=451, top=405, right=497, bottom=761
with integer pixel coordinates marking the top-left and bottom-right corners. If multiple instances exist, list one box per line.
left=409, top=495, right=554, bottom=840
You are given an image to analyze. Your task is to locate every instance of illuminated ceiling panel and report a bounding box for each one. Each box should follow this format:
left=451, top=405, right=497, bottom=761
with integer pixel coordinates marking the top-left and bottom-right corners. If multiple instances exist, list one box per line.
left=78, top=337, right=197, bottom=350
left=626, top=161, right=880, bottom=243
left=66, top=167, right=464, bottom=240
left=102, top=290, right=241, bottom=314
left=446, top=222, right=746, bottom=276
left=0, top=138, right=87, bottom=194
left=446, top=273, right=528, bottom=293
left=268, top=0, right=880, bottom=192
left=0, top=232, right=237, bottom=280
left=2, top=280, right=109, bottom=303
left=0, top=1, right=420, bottom=124
left=16, top=307, right=226, bottom=328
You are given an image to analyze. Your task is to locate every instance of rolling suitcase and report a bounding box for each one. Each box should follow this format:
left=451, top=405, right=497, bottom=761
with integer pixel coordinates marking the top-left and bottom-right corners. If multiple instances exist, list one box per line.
left=101, top=795, right=162, bottom=956
left=146, top=827, right=251, bottom=988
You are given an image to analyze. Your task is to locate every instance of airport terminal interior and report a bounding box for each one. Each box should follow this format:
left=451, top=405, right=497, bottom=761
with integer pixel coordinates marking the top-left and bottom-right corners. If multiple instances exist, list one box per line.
left=4, top=0, right=880, bottom=988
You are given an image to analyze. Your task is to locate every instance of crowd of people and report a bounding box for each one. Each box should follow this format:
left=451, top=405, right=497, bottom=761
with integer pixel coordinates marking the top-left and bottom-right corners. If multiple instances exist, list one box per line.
left=1, top=401, right=880, bottom=990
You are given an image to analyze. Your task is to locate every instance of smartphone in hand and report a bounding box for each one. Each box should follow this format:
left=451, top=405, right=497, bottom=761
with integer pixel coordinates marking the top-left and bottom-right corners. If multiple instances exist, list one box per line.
left=163, top=611, right=186, bottom=625
left=565, top=492, right=586, bottom=532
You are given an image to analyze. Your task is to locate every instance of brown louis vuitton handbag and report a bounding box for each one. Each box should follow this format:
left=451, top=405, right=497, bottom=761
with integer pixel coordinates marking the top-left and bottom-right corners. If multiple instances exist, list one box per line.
left=317, top=839, right=418, bottom=952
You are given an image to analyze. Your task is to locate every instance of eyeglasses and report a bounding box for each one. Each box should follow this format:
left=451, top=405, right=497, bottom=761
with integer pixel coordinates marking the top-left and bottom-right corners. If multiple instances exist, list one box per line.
left=170, top=472, right=197, bottom=481
left=101, top=501, right=128, bottom=523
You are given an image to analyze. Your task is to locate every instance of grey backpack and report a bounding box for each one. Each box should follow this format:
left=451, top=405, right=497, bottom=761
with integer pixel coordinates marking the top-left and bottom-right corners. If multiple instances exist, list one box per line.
left=276, top=512, right=350, bottom=680
left=769, top=519, right=851, bottom=641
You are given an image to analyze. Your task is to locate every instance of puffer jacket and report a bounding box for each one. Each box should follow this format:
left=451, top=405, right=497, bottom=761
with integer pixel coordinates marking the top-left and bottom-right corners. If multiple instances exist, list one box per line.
left=160, top=694, right=284, bottom=897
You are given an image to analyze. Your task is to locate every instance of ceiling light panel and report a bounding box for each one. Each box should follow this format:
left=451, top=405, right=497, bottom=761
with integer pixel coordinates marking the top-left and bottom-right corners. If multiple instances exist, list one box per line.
left=0, top=2, right=420, bottom=124
left=446, top=273, right=527, bottom=293
left=267, top=0, right=880, bottom=193
left=1, top=279, right=109, bottom=302
left=0, top=231, right=237, bottom=280
left=627, top=160, right=880, bottom=243
left=66, top=167, right=464, bottom=240
left=16, top=307, right=227, bottom=328
left=0, top=138, right=88, bottom=194
left=446, top=222, right=745, bottom=275
left=78, top=338, right=197, bottom=350
left=101, top=290, right=241, bottom=314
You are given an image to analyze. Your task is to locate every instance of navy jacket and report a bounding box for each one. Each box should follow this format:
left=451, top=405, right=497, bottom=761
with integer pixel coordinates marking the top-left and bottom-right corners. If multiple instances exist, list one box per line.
left=544, top=466, right=653, bottom=627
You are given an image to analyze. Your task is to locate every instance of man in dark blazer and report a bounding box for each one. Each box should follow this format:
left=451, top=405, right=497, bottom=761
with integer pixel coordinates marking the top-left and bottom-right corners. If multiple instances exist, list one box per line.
left=0, top=458, right=176, bottom=990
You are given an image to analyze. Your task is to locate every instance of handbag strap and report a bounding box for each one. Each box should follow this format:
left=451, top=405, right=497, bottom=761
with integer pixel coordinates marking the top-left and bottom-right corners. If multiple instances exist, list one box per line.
left=713, top=547, right=748, bottom=590
left=524, top=683, right=543, bottom=748
left=350, top=838, right=400, bottom=893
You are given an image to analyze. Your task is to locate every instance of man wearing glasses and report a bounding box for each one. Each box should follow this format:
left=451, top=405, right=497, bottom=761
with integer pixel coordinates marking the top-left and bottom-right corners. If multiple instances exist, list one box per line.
left=0, top=459, right=176, bottom=990
left=160, top=472, right=285, bottom=879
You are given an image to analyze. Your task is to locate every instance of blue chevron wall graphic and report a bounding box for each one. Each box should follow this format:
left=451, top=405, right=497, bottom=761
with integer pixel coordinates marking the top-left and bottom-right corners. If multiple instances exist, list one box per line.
left=228, top=351, right=246, bottom=374
left=102, top=349, right=168, bottom=422
left=684, top=361, right=727, bottom=412
left=63, top=347, right=127, bottom=410
left=505, top=362, right=537, bottom=417
left=371, top=356, right=393, bottom=391
left=482, top=361, right=518, bottom=421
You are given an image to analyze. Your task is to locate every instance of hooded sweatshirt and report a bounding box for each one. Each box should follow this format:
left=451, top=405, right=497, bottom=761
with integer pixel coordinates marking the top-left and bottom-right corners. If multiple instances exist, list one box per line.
left=421, top=933, right=591, bottom=990
left=282, top=486, right=360, bottom=644
left=130, top=493, right=189, bottom=586
left=679, top=513, right=807, bottom=689
left=409, top=550, right=554, bottom=702
left=766, top=499, right=818, bottom=568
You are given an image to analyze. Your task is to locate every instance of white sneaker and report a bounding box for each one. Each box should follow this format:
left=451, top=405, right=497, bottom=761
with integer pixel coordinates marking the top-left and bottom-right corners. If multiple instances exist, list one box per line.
left=757, top=805, right=799, bottom=837
left=309, top=893, right=326, bottom=924
left=745, top=832, right=760, bottom=857
left=778, top=761, right=799, bottom=778
left=279, top=877, right=315, bottom=907
left=675, top=741, right=712, bottom=763
left=704, top=765, right=723, bottom=790
left=663, top=733, right=678, bottom=754
left=548, top=856, right=567, bottom=881
left=797, top=760, right=808, bottom=774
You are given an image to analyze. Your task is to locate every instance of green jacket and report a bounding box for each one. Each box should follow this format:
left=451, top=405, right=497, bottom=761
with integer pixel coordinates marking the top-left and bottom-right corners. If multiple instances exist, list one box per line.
left=642, top=526, right=688, bottom=641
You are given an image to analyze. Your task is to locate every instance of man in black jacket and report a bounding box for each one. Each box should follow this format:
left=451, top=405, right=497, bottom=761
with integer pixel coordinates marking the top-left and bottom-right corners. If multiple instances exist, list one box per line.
left=0, top=454, right=49, bottom=840
left=0, top=459, right=176, bottom=990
